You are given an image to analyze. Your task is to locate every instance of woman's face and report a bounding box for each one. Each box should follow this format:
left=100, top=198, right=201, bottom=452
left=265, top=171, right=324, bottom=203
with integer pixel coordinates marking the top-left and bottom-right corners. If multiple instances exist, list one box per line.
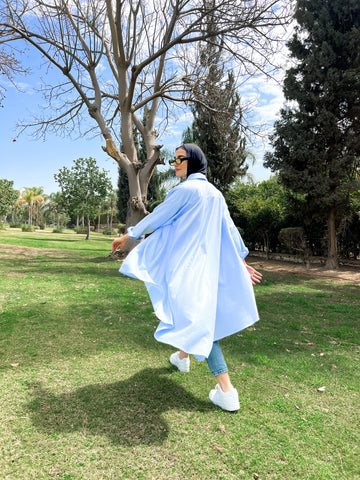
left=174, top=148, right=188, bottom=178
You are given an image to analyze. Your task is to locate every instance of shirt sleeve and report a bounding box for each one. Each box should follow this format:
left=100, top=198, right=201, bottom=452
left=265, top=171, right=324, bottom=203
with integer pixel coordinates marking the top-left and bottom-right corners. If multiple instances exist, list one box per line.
left=223, top=202, right=249, bottom=259
left=127, top=185, right=190, bottom=240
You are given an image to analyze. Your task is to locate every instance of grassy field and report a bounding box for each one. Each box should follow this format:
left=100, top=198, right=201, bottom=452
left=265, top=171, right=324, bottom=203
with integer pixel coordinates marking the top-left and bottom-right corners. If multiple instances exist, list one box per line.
left=0, top=228, right=359, bottom=480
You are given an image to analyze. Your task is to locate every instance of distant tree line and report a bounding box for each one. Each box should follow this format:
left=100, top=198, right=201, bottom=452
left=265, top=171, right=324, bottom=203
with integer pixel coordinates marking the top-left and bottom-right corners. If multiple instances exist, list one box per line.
left=225, top=176, right=360, bottom=261
left=2, top=170, right=359, bottom=260
left=0, top=158, right=120, bottom=239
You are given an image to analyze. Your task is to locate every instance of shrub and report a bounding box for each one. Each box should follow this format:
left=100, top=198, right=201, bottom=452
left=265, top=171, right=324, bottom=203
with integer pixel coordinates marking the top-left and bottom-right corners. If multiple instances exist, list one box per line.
left=53, top=226, right=64, bottom=233
left=21, top=224, right=35, bottom=232
left=102, top=227, right=117, bottom=236
left=74, top=227, right=88, bottom=234
left=10, top=223, right=22, bottom=228
left=278, top=227, right=308, bottom=254
left=118, top=223, right=126, bottom=234
left=0, top=222, right=6, bottom=230
left=39, top=223, right=46, bottom=230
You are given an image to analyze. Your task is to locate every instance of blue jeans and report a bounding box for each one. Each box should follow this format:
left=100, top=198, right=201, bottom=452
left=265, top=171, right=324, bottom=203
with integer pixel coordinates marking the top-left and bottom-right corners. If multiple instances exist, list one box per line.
left=206, top=341, right=228, bottom=377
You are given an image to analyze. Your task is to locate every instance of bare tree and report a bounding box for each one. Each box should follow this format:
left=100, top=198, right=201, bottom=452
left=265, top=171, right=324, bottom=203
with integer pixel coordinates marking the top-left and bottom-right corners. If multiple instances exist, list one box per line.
left=0, top=0, right=292, bottom=246
left=0, top=26, right=28, bottom=105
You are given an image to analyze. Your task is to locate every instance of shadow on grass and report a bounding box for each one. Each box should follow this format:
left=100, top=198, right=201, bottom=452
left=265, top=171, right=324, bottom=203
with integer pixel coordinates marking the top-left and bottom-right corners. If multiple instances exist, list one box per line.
left=0, top=254, right=121, bottom=279
left=27, top=367, right=212, bottom=446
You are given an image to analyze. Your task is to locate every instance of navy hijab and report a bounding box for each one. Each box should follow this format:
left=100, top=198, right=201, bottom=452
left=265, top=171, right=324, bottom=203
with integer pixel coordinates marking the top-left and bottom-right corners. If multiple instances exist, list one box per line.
left=177, top=144, right=207, bottom=177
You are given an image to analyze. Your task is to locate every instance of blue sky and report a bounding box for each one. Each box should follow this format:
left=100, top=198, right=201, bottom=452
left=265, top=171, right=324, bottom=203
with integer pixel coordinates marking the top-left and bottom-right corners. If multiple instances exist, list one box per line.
left=0, top=54, right=285, bottom=195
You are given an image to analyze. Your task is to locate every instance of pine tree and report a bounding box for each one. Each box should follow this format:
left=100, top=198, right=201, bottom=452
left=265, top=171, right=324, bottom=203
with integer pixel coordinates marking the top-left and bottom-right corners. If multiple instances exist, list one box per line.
left=264, top=0, right=360, bottom=269
left=190, top=35, right=247, bottom=192
left=117, top=167, right=129, bottom=224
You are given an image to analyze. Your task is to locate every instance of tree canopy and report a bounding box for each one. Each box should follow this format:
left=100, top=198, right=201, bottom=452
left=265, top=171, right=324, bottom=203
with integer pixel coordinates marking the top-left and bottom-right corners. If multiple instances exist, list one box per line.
left=54, top=157, right=112, bottom=239
left=264, top=0, right=360, bottom=269
left=0, top=178, right=18, bottom=219
left=16, top=186, right=45, bottom=225
left=185, top=30, right=248, bottom=191
left=226, top=175, right=289, bottom=254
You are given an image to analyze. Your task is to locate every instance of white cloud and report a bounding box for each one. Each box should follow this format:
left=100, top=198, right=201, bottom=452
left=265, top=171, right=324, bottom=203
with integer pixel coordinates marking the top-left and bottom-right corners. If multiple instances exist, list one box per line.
left=6, top=80, right=35, bottom=94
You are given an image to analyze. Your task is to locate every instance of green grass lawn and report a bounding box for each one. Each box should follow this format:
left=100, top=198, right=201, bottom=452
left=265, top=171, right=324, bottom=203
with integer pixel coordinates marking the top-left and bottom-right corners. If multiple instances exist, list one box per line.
left=0, top=228, right=359, bottom=480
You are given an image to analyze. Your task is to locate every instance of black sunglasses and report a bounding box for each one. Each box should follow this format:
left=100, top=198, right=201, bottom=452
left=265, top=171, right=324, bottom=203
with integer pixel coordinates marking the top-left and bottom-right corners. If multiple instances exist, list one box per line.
left=169, top=156, right=188, bottom=166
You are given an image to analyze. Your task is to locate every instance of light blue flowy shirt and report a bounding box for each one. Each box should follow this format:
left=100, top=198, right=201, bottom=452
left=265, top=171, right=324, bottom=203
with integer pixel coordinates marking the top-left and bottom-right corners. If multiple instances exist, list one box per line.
left=120, top=173, right=259, bottom=360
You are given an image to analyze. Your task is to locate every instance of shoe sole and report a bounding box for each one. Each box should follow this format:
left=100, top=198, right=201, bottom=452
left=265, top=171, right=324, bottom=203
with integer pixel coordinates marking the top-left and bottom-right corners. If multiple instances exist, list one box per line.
left=211, top=402, right=239, bottom=413
left=209, top=392, right=240, bottom=412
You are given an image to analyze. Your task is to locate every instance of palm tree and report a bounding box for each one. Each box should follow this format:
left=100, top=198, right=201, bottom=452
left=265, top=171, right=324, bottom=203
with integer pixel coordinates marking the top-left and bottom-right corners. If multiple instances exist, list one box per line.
left=107, top=189, right=118, bottom=229
left=33, top=187, right=47, bottom=225
left=148, top=168, right=177, bottom=211
left=96, top=200, right=107, bottom=232
left=17, top=187, right=45, bottom=225
left=49, top=192, right=65, bottom=228
left=98, top=189, right=119, bottom=231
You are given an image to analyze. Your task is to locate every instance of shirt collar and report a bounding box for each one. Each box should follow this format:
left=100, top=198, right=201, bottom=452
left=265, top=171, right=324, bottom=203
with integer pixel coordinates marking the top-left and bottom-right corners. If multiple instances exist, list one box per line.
left=187, top=173, right=207, bottom=181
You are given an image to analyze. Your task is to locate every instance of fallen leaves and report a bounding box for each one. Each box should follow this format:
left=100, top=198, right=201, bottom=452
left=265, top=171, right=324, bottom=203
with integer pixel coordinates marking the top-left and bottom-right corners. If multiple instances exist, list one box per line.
left=211, top=442, right=225, bottom=453
left=218, top=423, right=226, bottom=433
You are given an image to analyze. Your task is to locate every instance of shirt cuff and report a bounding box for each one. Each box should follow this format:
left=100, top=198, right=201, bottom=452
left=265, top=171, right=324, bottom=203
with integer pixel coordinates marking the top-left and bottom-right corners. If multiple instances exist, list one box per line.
left=127, top=226, right=144, bottom=241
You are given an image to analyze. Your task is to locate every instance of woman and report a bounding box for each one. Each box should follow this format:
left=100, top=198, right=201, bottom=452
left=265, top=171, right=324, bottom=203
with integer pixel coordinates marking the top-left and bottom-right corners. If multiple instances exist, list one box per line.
left=112, top=144, right=262, bottom=412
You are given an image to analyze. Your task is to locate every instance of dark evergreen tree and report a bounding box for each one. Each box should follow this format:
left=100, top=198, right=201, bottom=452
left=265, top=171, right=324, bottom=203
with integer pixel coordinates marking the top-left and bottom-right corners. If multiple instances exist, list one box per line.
left=117, top=167, right=129, bottom=224
left=264, top=0, right=360, bottom=269
left=189, top=34, right=247, bottom=192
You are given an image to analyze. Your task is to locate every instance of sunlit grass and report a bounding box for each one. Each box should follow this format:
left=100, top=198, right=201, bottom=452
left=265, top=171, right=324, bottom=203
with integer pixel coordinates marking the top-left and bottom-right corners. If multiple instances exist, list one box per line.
left=0, top=230, right=359, bottom=479
left=0, top=227, right=111, bottom=254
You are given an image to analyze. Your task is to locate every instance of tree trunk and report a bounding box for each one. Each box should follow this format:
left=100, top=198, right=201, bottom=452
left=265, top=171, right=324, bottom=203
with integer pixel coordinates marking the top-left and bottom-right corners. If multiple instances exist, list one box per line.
left=103, top=125, right=160, bottom=252
left=124, top=200, right=146, bottom=252
left=264, top=233, right=270, bottom=259
left=119, top=164, right=150, bottom=252
left=86, top=216, right=91, bottom=240
left=325, top=205, right=338, bottom=270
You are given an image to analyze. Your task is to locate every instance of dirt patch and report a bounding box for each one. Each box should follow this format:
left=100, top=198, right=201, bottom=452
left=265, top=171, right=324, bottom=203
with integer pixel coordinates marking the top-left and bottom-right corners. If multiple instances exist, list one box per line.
left=0, top=244, right=68, bottom=258
left=247, top=256, right=360, bottom=285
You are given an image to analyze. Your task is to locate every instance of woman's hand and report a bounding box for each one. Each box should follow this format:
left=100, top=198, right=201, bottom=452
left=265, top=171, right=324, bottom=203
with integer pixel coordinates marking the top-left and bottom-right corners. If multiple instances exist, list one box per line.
left=111, top=234, right=129, bottom=253
left=245, top=264, right=263, bottom=285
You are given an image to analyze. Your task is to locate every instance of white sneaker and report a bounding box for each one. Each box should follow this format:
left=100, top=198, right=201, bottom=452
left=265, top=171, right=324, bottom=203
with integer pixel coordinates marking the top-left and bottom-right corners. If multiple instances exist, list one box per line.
left=169, top=351, right=190, bottom=372
left=209, top=384, right=240, bottom=412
